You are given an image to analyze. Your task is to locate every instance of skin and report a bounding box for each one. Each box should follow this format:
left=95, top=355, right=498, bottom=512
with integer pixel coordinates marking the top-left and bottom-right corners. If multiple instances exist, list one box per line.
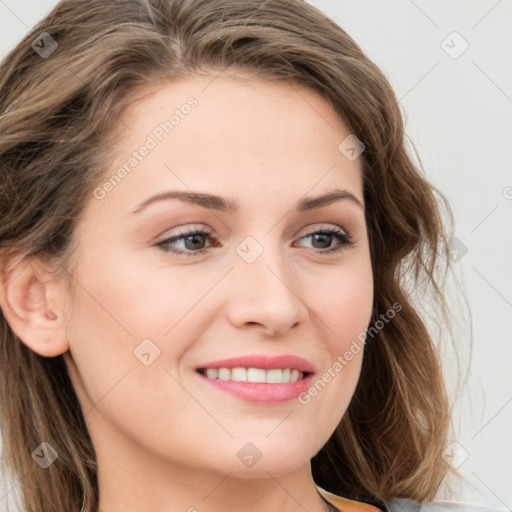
left=1, top=73, right=373, bottom=512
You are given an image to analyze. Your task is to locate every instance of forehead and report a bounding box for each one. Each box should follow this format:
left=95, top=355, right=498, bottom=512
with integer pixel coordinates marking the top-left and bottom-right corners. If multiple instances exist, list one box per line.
left=90, top=73, right=364, bottom=217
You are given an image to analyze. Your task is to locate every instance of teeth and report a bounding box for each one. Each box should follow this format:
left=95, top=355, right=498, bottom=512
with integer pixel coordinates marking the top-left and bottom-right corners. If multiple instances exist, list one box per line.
left=231, top=367, right=247, bottom=381
left=202, top=367, right=305, bottom=384
left=266, top=369, right=282, bottom=383
left=218, top=368, right=231, bottom=381
left=205, top=368, right=219, bottom=379
left=247, top=368, right=266, bottom=383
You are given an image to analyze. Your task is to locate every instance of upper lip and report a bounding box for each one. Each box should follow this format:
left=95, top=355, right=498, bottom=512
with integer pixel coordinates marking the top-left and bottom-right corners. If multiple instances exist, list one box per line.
left=196, top=354, right=315, bottom=373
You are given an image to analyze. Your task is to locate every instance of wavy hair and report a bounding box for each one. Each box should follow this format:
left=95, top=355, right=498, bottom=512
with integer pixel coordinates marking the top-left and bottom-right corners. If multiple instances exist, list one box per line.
left=0, top=1, right=460, bottom=510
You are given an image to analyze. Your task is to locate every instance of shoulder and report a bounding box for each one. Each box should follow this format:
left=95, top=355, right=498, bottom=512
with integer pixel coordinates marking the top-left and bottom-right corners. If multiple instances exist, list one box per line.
left=387, top=499, right=507, bottom=512
left=317, top=486, right=384, bottom=511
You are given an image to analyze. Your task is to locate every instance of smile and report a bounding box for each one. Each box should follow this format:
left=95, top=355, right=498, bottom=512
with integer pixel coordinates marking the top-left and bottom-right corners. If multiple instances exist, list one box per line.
left=197, top=367, right=307, bottom=384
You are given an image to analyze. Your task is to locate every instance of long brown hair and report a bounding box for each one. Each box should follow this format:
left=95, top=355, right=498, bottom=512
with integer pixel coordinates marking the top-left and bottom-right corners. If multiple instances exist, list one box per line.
left=0, top=1, right=459, bottom=510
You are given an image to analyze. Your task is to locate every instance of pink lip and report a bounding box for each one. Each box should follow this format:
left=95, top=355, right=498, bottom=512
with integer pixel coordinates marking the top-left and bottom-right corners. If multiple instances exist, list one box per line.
left=195, top=354, right=316, bottom=404
left=197, top=374, right=315, bottom=403
left=197, top=354, right=315, bottom=373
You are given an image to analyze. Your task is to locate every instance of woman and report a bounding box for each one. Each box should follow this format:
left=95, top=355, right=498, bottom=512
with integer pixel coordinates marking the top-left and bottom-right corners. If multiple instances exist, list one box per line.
left=0, top=1, right=473, bottom=511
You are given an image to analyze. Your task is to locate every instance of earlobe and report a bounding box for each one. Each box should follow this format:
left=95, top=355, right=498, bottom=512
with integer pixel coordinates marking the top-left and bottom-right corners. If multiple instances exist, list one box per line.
left=0, top=254, right=69, bottom=357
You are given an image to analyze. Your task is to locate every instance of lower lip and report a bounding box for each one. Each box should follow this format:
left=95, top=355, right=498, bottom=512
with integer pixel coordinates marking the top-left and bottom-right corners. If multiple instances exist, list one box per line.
left=196, top=372, right=314, bottom=403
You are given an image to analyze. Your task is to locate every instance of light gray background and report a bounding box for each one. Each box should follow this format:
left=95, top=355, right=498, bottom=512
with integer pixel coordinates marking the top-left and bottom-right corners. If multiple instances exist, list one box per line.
left=0, top=0, right=511, bottom=510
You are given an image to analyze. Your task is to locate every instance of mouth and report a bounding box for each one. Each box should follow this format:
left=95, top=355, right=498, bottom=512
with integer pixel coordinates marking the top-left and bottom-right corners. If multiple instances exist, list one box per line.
left=194, top=355, right=315, bottom=403
left=195, top=368, right=314, bottom=403
left=196, top=367, right=311, bottom=384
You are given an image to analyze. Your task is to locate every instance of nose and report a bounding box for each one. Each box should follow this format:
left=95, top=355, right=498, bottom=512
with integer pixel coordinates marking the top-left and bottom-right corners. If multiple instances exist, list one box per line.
left=225, top=241, right=310, bottom=338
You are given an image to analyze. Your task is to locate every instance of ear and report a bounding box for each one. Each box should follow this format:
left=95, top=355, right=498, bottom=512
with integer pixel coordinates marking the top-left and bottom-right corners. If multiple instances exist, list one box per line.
left=0, top=252, right=69, bottom=357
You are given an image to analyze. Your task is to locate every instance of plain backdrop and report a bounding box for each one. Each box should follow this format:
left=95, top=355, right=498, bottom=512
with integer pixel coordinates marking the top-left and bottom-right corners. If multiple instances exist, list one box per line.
left=0, top=0, right=511, bottom=510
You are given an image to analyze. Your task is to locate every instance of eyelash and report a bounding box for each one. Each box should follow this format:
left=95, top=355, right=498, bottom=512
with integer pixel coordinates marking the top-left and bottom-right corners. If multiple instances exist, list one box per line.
left=155, top=227, right=354, bottom=257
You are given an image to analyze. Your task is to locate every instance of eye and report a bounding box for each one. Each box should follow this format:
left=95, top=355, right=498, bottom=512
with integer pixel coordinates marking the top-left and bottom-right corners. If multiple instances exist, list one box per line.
left=155, top=228, right=215, bottom=256
left=294, top=227, right=354, bottom=254
left=155, top=226, right=353, bottom=256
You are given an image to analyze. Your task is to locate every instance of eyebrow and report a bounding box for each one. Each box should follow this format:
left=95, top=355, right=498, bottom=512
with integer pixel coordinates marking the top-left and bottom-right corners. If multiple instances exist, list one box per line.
left=130, top=188, right=363, bottom=215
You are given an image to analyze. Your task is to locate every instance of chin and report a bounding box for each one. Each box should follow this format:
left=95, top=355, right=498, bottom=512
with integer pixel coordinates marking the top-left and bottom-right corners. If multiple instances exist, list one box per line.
left=213, top=437, right=317, bottom=479
left=227, top=457, right=310, bottom=479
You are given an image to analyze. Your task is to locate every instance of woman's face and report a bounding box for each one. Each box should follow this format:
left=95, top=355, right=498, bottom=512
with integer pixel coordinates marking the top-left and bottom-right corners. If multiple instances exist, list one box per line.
left=62, top=74, right=373, bottom=480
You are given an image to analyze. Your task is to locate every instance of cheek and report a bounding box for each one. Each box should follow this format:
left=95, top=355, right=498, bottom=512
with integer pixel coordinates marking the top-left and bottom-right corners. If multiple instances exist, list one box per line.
left=63, top=245, right=223, bottom=409
left=63, top=276, right=194, bottom=443
left=310, top=259, right=374, bottom=351
left=327, top=266, right=373, bottom=386
left=68, top=239, right=204, bottom=344
left=294, top=258, right=373, bottom=433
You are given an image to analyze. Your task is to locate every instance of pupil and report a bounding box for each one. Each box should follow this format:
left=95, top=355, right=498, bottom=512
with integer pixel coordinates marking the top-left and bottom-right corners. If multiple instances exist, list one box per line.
left=313, top=233, right=331, bottom=249
left=185, top=234, right=205, bottom=250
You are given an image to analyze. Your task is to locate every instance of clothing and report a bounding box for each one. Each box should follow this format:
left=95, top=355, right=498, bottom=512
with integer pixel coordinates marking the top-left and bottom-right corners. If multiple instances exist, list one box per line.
left=317, top=486, right=386, bottom=511
left=386, top=500, right=506, bottom=512
left=316, top=486, right=503, bottom=512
